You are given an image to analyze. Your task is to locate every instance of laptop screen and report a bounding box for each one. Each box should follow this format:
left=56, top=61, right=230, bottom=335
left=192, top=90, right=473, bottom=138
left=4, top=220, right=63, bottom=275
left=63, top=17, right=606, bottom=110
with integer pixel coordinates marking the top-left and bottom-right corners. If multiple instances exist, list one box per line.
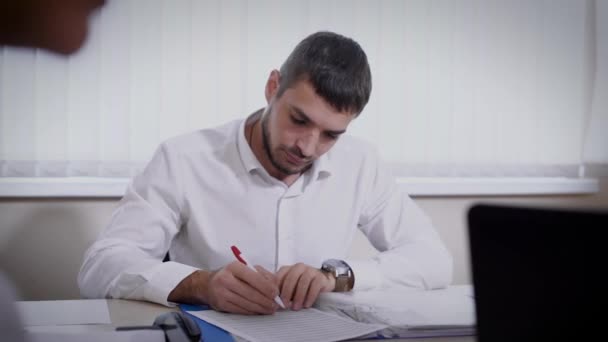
left=468, top=204, right=606, bottom=341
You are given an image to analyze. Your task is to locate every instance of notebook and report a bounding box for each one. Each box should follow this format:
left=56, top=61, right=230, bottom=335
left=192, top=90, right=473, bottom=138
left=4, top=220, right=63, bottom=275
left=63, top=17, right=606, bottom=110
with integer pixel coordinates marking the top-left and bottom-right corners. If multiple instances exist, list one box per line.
left=468, top=204, right=607, bottom=342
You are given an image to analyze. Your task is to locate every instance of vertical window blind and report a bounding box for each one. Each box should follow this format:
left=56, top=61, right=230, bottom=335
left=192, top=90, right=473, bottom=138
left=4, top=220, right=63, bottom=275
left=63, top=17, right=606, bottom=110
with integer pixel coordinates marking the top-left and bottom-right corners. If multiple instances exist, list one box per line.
left=0, top=0, right=605, bottom=178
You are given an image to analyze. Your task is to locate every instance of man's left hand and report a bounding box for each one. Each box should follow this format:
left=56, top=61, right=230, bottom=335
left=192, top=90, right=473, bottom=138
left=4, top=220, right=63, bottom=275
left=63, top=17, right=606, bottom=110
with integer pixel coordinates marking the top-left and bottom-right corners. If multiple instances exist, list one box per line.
left=276, top=263, right=335, bottom=311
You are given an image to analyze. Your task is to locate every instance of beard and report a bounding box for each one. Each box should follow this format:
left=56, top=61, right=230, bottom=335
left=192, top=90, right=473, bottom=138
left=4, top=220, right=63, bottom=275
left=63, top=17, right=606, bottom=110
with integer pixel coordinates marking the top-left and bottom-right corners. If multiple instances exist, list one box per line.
left=261, top=108, right=312, bottom=176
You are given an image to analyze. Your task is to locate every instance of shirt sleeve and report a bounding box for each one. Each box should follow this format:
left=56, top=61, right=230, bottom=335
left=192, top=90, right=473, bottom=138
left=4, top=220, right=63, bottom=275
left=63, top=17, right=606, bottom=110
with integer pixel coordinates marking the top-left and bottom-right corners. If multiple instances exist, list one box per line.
left=345, top=148, right=453, bottom=291
left=78, top=143, right=198, bottom=306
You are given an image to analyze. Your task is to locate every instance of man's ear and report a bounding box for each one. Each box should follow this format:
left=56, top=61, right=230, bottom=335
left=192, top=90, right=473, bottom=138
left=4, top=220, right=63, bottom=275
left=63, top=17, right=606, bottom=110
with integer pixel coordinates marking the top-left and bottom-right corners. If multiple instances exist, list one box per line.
left=265, top=70, right=280, bottom=103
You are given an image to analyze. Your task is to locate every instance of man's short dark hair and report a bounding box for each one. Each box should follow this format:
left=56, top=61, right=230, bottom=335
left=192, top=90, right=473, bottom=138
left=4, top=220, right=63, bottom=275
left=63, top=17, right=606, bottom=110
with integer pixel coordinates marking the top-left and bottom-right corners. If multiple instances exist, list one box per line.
left=278, top=31, right=372, bottom=116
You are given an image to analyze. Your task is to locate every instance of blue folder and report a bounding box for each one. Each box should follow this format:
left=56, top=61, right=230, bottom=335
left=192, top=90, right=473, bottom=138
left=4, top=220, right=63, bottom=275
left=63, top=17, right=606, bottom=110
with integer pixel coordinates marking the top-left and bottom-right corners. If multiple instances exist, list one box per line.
left=179, top=304, right=234, bottom=342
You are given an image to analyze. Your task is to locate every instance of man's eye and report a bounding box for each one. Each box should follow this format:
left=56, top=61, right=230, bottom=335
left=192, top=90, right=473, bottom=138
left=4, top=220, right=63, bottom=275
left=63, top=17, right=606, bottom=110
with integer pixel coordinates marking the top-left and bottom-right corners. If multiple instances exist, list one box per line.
left=291, top=117, right=306, bottom=125
left=325, top=133, right=339, bottom=140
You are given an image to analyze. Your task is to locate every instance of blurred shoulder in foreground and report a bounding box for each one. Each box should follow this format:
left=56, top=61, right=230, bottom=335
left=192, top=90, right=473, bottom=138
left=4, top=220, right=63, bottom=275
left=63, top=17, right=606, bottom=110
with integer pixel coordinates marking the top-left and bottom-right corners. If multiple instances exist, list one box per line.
left=0, top=0, right=106, bottom=55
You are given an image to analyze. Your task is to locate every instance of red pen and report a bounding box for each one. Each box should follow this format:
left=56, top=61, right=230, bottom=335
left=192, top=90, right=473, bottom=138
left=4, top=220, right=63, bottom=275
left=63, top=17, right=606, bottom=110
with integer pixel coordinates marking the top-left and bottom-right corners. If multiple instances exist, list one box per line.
left=231, top=245, right=286, bottom=309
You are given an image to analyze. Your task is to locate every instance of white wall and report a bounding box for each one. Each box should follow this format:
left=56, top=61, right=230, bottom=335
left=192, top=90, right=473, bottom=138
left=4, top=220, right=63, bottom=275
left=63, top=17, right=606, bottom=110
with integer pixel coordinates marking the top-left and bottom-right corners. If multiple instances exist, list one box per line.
left=1, top=0, right=599, bottom=178
left=1, top=179, right=606, bottom=300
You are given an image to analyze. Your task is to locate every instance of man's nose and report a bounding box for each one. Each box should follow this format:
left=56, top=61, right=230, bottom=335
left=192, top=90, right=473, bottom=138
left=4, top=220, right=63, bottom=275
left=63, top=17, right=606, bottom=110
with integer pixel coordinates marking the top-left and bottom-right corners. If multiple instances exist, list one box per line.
left=296, top=132, right=318, bottom=158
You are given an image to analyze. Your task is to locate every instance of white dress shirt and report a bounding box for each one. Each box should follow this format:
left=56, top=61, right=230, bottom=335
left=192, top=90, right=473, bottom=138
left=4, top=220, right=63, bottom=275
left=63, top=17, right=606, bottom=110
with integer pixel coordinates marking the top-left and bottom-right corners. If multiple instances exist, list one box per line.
left=78, top=114, right=453, bottom=306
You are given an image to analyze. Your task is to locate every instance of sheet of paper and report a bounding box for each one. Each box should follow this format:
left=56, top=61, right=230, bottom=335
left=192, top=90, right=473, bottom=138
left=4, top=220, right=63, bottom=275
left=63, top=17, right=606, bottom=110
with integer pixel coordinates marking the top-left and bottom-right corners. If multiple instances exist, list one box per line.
left=187, top=308, right=386, bottom=342
left=16, top=299, right=111, bottom=326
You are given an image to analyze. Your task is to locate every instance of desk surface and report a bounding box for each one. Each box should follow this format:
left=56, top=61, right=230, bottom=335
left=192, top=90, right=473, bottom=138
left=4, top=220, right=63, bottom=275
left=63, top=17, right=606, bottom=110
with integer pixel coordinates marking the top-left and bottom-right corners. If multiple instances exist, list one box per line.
left=108, top=299, right=476, bottom=342
left=107, top=299, right=176, bottom=326
left=25, top=299, right=477, bottom=342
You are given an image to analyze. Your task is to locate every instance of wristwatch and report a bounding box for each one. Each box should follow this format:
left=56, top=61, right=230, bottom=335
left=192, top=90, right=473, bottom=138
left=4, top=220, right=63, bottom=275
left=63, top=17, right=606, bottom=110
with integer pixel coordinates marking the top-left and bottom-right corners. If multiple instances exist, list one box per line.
left=321, top=259, right=355, bottom=292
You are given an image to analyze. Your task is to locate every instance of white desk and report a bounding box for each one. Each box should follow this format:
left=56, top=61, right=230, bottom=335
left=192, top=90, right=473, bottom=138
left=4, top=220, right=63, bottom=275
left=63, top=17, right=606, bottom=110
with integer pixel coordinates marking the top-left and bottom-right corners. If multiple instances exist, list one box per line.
left=21, top=299, right=476, bottom=342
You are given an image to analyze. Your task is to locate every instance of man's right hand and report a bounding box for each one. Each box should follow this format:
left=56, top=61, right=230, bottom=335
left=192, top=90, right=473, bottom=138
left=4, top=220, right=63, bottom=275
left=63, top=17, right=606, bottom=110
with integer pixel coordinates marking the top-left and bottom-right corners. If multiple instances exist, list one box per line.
left=168, top=261, right=280, bottom=315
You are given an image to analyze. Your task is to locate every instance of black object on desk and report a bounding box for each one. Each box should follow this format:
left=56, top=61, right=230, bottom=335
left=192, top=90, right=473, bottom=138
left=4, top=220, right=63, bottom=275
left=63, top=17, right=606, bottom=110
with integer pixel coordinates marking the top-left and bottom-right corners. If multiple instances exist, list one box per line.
left=468, top=204, right=607, bottom=342
left=116, top=311, right=202, bottom=342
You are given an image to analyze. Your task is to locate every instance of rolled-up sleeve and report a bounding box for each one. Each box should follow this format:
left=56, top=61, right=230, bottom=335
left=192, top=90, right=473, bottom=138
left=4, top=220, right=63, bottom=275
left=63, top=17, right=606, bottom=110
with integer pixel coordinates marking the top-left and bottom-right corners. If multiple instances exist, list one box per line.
left=78, top=143, right=197, bottom=306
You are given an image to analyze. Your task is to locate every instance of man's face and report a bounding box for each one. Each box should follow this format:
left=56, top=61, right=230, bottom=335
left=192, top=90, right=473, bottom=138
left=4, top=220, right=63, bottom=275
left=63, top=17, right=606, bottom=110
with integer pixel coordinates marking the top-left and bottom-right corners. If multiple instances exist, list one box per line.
left=261, top=76, right=355, bottom=176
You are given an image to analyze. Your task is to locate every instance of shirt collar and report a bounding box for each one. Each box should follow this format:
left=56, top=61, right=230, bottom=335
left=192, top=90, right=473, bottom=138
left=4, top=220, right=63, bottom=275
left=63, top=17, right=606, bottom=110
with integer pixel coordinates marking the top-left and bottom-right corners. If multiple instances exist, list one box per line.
left=236, top=109, right=265, bottom=174
left=236, top=109, right=334, bottom=181
left=308, top=150, right=333, bottom=181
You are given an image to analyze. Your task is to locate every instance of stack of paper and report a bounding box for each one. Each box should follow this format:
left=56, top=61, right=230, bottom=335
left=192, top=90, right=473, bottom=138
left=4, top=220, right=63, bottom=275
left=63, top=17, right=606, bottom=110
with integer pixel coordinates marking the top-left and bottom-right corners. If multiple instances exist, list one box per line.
left=186, top=307, right=386, bottom=342
left=314, top=285, right=476, bottom=338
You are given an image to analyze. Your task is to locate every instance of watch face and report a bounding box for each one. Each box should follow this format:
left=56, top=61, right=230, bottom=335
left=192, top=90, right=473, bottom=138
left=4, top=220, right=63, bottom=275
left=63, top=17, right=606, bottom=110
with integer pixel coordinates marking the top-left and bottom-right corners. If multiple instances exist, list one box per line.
left=322, top=259, right=354, bottom=292
left=321, top=263, right=335, bottom=274
left=323, top=259, right=346, bottom=274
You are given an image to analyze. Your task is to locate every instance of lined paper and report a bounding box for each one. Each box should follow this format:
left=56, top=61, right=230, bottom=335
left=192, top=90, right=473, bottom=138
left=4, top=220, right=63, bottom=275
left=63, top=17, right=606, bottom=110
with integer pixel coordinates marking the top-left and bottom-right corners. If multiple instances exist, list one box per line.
left=186, top=308, right=385, bottom=342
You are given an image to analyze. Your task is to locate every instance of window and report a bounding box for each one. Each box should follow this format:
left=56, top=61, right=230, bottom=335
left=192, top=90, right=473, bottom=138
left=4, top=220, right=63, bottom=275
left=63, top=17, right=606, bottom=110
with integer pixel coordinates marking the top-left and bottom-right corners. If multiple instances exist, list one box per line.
left=1, top=0, right=606, bottom=193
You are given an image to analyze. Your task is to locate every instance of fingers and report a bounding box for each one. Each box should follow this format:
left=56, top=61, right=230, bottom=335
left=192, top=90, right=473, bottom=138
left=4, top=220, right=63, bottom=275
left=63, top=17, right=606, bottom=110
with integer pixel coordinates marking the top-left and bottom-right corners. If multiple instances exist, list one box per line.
left=207, top=262, right=279, bottom=315
left=223, top=284, right=277, bottom=314
left=291, top=270, right=312, bottom=311
left=230, top=274, right=278, bottom=312
left=303, top=277, right=325, bottom=308
left=231, top=262, right=280, bottom=300
left=277, top=264, right=302, bottom=308
left=277, top=263, right=331, bottom=311
left=255, top=265, right=279, bottom=285
left=218, top=294, right=257, bottom=315
left=208, top=261, right=331, bottom=314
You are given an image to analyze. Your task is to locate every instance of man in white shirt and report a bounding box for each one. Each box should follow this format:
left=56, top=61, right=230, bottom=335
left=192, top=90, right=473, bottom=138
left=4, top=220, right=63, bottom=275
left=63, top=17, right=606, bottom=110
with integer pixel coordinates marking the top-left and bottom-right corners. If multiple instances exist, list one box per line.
left=78, top=31, right=452, bottom=315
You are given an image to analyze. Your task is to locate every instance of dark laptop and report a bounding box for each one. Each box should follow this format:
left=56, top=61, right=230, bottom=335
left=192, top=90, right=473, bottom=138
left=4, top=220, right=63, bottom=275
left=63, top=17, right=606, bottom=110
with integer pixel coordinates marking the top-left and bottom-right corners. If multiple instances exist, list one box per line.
left=468, top=204, right=607, bottom=341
